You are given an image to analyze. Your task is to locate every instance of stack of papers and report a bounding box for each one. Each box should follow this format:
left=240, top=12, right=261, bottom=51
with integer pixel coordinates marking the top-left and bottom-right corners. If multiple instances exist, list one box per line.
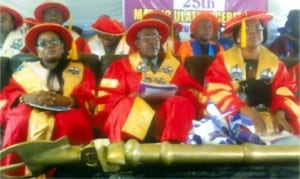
left=139, top=82, right=178, bottom=99
left=259, top=131, right=300, bottom=145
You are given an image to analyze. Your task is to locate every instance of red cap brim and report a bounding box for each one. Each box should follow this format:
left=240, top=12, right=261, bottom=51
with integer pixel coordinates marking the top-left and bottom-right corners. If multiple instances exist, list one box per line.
left=34, top=2, right=70, bottom=23
left=126, top=19, right=169, bottom=50
left=142, top=10, right=172, bottom=28
left=0, top=6, right=23, bottom=28
left=25, top=23, right=72, bottom=55
left=224, top=11, right=273, bottom=34
left=92, top=16, right=125, bottom=36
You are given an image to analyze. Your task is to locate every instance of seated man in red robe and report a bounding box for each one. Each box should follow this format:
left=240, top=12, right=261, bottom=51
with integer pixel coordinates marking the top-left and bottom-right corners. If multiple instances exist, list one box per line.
left=94, top=19, right=204, bottom=143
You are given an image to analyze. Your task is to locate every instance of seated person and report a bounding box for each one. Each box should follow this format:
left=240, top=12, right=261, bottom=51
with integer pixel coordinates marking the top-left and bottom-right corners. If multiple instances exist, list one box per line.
left=177, top=12, right=223, bottom=63
left=23, top=17, right=39, bottom=33
left=0, top=23, right=96, bottom=176
left=269, top=9, right=299, bottom=59
left=269, top=9, right=300, bottom=99
left=94, top=19, right=203, bottom=143
left=142, top=10, right=181, bottom=54
left=86, top=15, right=129, bottom=59
left=34, top=1, right=89, bottom=52
left=202, top=11, right=299, bottom=140
left=0, top=5, right=24, bottom=58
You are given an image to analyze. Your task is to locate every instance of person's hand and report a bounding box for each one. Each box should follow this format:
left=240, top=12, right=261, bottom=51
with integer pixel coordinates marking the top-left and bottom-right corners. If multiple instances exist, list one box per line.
left=240, top=105, right=266, bottom=134
left=272, top=110, right=294, bottom=133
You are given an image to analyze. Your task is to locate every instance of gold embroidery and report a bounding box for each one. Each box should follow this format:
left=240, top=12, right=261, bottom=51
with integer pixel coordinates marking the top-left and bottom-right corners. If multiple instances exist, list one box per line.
left=223, top=46, right=246, bottom=81
left=129, top=52, right=180, bottom=84
left=63, top=62, right=83, bottom=96
left=223, top=45, right=279, bottom=83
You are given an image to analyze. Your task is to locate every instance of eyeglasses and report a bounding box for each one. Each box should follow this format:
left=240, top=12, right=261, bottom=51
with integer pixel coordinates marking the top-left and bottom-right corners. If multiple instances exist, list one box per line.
left=246, top=27, right=264, bottom=33
left=37, top=39, right=62, bottom=47
left=137, top=35, right=161, bottom=42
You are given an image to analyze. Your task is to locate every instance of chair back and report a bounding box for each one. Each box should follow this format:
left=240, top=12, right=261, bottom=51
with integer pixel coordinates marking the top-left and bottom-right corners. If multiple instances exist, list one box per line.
left=100, top=54, right=128, bottom=78
left=281, top=58, right=299, bottom=68
left=10, top=53, right=39, bottom=72
left=10, top=53, right=101, bottom=84
left=0, top=57, right=12, bottom=91
left=72, top=53, right=101, bottom=83
left=184, top=55, right=215, bottom=85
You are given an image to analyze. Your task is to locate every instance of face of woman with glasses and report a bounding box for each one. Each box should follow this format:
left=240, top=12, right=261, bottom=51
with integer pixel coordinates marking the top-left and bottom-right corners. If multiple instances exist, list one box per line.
left=135, top=28, right=161, bottom=60
left=36, top=31, right=64, bottom=63
left=242, top=19, right=264, bottom=48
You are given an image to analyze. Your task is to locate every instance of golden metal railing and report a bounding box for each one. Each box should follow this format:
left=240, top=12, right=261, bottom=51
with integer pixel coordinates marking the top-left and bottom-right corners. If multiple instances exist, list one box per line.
left=0, top=137, right=299, bottom=178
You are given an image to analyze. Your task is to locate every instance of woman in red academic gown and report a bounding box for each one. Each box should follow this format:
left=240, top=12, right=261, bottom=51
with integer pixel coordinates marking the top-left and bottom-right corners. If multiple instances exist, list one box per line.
left=0, top=23, right=96, bottom=176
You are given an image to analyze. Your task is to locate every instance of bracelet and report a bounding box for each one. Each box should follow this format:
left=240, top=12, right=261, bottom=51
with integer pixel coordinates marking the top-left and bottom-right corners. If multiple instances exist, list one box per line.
left=19, top=95, right=25, bottom=103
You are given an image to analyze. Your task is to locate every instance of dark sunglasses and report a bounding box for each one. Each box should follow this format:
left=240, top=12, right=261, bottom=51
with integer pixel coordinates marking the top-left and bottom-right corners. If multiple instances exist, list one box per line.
left=36, top=39, right=62, bottom=47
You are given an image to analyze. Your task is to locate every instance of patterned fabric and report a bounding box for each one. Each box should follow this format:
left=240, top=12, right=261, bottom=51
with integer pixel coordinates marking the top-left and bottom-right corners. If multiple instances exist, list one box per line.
left=0, top=29, right=24, bottom=58
left=187, top=102, right=264, bottom=145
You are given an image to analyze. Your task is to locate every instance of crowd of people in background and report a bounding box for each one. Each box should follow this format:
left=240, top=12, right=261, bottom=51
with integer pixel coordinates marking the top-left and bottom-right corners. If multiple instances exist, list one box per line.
left=0, top=1, right=299, bottom=177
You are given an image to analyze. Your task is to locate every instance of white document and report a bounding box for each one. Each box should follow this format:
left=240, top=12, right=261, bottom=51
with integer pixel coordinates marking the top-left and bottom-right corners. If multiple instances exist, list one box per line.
left=139, top=82, right=178, bottom=99
left=259, top=131, right=300, bottom=146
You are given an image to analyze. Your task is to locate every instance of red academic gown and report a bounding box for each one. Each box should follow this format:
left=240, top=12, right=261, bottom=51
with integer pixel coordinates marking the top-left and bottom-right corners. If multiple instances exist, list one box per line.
left=71, top=31, right=90, bottom=53
left=0, top=61, right=96, bottom=176
left=94, top=52, right=203, bottom=142
left=288, top=63, right=300, bottom=100
left=205, top=45, right=300, bottom=134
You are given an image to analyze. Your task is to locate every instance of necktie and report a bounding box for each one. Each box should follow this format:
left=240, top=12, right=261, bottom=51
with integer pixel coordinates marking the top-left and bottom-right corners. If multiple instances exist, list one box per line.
left=147, top=60, right=155, bottom=72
